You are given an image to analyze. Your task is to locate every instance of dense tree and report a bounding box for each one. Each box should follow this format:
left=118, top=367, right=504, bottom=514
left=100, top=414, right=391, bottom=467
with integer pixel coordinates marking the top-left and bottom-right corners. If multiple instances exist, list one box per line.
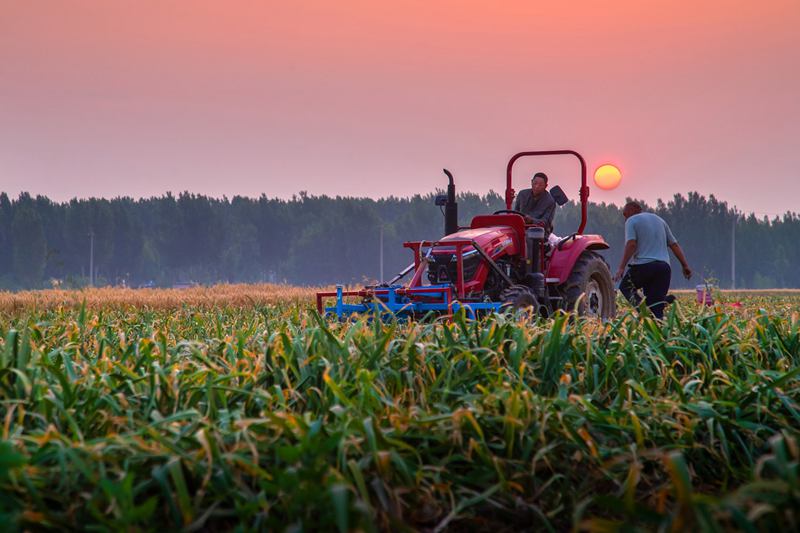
left=0, top=190, right=797, bottom=290
left=10, top=204, right=47, bottom=287
left=0, top=193, right=13, bottom=287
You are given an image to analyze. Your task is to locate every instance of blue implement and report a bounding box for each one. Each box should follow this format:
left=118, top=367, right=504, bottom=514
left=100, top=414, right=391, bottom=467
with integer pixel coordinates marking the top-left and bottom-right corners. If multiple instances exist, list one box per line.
left=323, top=284, right=503, bottom=320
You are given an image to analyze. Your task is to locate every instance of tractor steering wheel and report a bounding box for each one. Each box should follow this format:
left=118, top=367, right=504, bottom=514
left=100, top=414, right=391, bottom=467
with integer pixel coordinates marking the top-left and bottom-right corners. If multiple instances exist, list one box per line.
left=493, top=209, right=526, bottom=217
left=492, top=209, right=544, bottom=226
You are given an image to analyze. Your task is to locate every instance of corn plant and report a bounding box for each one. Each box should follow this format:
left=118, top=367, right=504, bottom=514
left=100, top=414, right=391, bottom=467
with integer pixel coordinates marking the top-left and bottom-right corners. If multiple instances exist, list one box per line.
left=0, top=294, right=797, bottom=531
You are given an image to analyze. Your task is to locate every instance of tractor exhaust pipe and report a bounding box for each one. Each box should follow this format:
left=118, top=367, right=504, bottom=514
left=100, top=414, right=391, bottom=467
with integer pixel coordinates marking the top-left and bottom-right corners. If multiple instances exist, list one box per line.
left=443, top=169, right=458, bottom=235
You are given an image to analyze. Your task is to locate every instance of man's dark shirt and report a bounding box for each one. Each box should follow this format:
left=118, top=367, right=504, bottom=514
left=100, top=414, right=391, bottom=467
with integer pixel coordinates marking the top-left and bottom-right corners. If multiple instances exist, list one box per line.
left=513, top=189, right=556, bottom=230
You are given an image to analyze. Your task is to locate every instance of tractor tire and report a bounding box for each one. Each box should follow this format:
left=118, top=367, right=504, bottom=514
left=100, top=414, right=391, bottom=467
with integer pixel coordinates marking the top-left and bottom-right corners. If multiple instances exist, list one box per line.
left=562, top=251, right=616, bottom=319
left=500, top=284, right=539, bottom=314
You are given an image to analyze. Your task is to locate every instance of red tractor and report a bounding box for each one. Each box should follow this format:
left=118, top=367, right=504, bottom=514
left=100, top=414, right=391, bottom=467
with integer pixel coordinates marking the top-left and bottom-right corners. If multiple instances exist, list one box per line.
left=317, top=150, right=616, bottom=319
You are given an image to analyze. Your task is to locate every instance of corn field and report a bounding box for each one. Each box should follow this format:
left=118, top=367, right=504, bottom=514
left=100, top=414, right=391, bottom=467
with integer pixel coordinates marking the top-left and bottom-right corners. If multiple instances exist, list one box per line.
left=0, top=290, right=799, bottom=531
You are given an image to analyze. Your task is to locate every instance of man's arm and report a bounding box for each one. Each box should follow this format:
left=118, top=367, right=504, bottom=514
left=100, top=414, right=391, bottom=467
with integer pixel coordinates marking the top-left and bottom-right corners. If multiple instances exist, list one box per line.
left=530, top=200, right=556, bottom=228
left=528, top=194, right=556, bottom=226
left=615, top=216, right=638, bottom=281
left=669, top=242, right=692, bottom=279
left=614, top=240, right=637, bottom=282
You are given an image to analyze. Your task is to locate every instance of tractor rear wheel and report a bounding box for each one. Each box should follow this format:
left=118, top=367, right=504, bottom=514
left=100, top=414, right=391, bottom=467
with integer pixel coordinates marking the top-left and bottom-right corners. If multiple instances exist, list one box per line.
left=562, top=251, right=616, bottom=319
left=500, top=284, right=539, bottom=314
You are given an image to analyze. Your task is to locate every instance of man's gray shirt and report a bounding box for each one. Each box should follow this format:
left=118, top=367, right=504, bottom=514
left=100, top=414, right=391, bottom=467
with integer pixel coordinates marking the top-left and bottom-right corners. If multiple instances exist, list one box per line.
left=513, top=189, right=556, bottom=229
left=624, top=212, right=677, bottom=265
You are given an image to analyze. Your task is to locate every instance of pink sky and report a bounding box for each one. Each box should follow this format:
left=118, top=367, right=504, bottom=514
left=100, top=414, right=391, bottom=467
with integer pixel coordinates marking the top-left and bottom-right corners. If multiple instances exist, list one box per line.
left=2, top=0, right=799, bottom=215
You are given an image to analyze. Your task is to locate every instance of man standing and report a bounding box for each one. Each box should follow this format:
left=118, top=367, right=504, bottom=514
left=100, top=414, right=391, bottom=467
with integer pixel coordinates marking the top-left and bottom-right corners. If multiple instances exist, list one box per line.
left=513, top=172, right=556, bottom=232
left=613, top=201, right=692, bottom=319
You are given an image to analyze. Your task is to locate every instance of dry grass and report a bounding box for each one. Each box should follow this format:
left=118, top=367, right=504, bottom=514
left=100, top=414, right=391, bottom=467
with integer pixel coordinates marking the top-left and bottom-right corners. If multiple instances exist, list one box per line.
left=3, top=284, right=798, bottom=314
left=0, top=283, right=325, bottom=313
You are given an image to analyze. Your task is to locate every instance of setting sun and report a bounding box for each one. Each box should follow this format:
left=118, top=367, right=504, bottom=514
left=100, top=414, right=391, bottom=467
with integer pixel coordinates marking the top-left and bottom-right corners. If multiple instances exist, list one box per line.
left=593, top=164, right=622, bottom=190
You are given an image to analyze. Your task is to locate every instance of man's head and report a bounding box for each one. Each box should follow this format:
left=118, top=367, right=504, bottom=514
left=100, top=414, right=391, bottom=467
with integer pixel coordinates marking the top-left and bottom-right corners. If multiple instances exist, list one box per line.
left=531, top=172, right=548, bottom=196
left=623, top=201, right=643, bottom=220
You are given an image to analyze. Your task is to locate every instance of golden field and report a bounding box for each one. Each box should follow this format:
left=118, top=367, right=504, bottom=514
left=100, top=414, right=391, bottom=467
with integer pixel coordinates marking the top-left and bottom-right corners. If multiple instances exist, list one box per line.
left=0, top=283, right=323, bottom=313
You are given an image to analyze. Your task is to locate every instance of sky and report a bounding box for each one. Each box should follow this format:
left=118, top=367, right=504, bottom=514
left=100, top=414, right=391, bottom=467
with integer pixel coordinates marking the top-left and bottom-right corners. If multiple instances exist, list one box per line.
left=2, top=0, right=799, bottom=216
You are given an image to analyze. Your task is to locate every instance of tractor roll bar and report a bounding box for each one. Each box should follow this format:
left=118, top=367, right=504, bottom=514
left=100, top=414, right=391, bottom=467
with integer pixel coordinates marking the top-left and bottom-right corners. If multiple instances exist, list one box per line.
left=505, top=150, right=589, bottom=235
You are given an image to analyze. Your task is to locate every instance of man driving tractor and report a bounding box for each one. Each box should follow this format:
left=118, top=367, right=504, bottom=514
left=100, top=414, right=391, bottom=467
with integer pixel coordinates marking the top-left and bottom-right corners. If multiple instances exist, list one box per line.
left=512, top=172, right=556, bottom=233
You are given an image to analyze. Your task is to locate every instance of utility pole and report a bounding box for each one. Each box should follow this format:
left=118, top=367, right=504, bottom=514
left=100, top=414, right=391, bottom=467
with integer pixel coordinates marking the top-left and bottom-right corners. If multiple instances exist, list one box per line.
left=731, top=211, right=736, bottom=290
left=89, top=229, right=95, bottom=287
left=379, top=224, right=384, bottom=282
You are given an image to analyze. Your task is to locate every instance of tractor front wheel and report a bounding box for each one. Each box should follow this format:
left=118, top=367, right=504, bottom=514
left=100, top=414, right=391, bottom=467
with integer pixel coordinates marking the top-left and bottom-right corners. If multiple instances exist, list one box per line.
left=562, top=251, right=616, bottom=319
left=500, top=284, right=539, bottom=315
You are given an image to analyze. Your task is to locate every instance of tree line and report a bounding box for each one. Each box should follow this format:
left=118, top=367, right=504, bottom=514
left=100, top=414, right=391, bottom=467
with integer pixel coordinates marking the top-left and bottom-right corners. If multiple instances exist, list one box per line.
left=0, top=190, right=797, bottom=290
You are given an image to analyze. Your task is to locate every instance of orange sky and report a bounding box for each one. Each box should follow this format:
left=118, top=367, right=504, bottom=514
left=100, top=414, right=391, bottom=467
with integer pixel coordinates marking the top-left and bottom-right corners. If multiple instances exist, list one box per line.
left=2, top=1, right=799, bottom=215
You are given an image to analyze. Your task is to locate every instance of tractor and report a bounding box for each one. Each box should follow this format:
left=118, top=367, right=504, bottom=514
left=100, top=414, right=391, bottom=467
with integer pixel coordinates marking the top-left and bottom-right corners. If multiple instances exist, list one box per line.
left=316, top=149, right=616, bottom=319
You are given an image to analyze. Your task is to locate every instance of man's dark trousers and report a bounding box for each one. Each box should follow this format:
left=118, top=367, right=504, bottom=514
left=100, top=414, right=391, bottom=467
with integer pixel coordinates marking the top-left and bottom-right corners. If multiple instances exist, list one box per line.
left=619, top=260, right=671, bottom=319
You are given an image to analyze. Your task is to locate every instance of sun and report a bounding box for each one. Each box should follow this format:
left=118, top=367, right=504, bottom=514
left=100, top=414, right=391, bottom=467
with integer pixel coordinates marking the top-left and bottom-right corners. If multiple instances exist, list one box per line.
left=593, top=164, right=622, bottom=190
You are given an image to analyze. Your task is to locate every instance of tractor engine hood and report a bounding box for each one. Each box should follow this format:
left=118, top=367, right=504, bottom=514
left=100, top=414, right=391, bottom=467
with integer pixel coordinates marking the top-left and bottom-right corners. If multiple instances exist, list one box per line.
left=425, top=226, right=519, bottom=290
left=430, top=226, right=518, bottom=258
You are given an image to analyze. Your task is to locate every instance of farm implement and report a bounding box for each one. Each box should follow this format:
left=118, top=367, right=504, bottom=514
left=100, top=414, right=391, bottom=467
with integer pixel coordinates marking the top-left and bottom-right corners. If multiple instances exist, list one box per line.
left=316, top=149, right=616, bottom=319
